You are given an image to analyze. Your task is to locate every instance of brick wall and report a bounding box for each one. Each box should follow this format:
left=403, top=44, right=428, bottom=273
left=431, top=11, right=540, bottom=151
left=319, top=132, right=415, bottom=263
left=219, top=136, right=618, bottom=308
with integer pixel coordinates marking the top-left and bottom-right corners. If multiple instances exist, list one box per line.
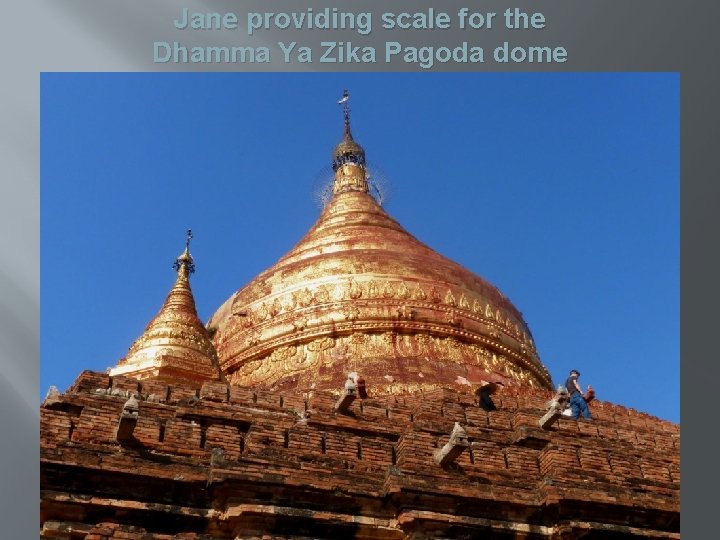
left=41, top=371, right=680, bottom=539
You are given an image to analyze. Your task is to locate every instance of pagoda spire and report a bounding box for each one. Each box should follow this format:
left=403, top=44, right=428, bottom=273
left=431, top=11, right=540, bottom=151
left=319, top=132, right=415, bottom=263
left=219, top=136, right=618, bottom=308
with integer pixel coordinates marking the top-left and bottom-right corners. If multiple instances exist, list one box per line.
left=332, top=90, right=369, bottom=194
left=172, top=229, right=195, bottom=278
left=339, top=89, right=353, bottom=139
left=109, top=230, right=222, bottom=387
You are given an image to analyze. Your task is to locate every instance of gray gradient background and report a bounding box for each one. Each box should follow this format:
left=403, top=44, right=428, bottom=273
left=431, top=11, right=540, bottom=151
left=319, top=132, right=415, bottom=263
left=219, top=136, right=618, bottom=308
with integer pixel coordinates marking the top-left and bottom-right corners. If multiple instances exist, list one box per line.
left=2, top=0, right=713, bottom=537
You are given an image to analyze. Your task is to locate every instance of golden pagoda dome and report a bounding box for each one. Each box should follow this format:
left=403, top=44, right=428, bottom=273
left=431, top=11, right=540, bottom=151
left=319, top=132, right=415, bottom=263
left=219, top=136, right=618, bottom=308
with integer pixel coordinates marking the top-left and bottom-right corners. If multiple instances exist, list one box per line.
left=208, top=94, right=552, bottom=395
left=110, top=230, right=222, bottom=387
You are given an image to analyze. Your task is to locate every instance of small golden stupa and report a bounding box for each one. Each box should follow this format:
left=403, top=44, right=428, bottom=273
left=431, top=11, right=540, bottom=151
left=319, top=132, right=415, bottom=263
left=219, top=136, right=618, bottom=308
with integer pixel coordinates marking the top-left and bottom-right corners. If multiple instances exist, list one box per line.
left=207, top=91, right=552, bottom=395
left=109, top=230, right=222, bottom=386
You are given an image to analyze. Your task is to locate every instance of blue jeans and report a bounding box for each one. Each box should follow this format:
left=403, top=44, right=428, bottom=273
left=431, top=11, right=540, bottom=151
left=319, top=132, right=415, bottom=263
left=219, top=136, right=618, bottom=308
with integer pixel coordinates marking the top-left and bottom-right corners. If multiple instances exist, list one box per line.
left=570, top=394, right=592, bottom=419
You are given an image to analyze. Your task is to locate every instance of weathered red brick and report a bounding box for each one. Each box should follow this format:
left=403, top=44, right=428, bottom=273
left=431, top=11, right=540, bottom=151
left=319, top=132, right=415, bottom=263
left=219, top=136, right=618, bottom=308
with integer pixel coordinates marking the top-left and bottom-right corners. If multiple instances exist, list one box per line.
left=40, top=372, right=679, bottom=539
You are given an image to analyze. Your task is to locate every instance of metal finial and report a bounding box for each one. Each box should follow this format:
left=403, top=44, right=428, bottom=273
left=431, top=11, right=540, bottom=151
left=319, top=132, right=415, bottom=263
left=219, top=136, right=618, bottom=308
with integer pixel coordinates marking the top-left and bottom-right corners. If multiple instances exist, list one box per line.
left=332, top=89, right=366, bottom=173
left=338, top=90, right=350, bottom=131
left=173, top=229, right=195, bottom=275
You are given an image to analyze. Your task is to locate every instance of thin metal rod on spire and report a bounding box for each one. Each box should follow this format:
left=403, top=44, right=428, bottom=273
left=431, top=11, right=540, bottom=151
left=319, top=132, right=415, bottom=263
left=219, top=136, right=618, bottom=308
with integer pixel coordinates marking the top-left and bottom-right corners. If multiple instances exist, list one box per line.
left=338, top=89, right=350, bottom=128
left=173, top=229, right=196, bottom=275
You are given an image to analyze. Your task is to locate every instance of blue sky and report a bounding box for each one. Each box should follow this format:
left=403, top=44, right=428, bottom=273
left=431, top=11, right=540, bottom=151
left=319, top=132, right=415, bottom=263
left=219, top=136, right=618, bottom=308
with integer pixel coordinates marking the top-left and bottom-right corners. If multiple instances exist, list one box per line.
left=41, top=73, right=679, bottom=422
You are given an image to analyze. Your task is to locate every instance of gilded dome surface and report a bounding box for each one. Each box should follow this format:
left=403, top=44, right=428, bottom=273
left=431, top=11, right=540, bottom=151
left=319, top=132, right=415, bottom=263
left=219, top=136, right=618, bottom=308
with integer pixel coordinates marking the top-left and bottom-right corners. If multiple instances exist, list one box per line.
left=208, top=114, right=552, bottom=395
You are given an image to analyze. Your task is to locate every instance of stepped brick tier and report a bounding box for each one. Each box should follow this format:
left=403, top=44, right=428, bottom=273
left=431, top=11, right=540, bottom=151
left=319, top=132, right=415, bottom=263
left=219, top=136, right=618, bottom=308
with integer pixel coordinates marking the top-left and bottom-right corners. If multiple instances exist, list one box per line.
left=40, top=371, right=679, bottom=539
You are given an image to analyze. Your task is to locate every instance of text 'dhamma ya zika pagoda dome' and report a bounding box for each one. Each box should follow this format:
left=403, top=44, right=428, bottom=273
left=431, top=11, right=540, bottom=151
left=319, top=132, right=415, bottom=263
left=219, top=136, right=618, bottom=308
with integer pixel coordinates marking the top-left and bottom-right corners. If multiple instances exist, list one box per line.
left=207, top=93, right=552, bottom=396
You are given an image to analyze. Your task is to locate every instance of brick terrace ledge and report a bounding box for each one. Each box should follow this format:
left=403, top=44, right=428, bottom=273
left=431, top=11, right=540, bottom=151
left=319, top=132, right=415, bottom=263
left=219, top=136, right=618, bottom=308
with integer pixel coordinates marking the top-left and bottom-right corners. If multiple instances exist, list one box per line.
left=40, top=370, right=680, bottom=540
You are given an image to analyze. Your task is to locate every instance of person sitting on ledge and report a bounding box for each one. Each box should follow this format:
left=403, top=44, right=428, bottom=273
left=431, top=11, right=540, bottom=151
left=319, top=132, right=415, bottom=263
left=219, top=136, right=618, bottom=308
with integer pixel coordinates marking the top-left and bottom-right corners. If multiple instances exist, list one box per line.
left=565, top=369, right=593, bottom=420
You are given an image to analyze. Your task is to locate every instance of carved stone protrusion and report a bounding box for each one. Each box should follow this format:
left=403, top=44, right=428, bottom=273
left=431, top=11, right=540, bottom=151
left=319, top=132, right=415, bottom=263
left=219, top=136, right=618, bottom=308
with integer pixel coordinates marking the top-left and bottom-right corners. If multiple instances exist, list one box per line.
left=433, top=422, right=470, bottom=466
left=42, top=386, right=61, bottom=408
left=121, top=394, right=140, bottom=417
left=335, top=372, right=359, bottom=414
left=116, top=395, right=140, bottom=443
left=539, top=386, right=570, bottom=429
